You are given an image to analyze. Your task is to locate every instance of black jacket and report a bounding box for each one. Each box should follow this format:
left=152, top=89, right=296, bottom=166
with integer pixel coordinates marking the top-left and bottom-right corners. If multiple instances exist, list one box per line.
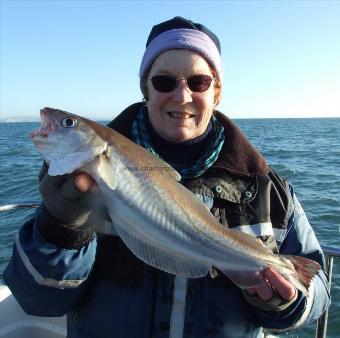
left=97, top=102, right=293, bottom=283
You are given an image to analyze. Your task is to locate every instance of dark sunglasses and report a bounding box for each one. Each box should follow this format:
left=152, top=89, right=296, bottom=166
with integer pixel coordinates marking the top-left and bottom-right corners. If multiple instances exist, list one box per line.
left=150, top=74, right=214, bottom=93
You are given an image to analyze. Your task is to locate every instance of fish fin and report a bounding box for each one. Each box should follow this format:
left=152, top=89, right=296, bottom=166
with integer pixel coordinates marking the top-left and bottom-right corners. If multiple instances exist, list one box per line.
left=82, top=153, right=117, bottom=190
left=222, top=255, right=321, bottom=294
left=222, top=255, right=321, bottom=295
left=98, top=155, right=117, bottom=190
left=114, top=222, right=209, bottom=278
left=280, top=255, right=321, bottom=296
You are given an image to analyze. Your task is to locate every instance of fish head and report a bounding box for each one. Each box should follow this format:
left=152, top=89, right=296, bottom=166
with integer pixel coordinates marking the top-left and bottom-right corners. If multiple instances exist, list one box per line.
left=29, top=107, right=108, bottom=176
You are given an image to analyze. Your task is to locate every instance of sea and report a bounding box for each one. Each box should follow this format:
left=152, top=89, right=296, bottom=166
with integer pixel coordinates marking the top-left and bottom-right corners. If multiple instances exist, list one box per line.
left=0, top=118, right=339, bottom=337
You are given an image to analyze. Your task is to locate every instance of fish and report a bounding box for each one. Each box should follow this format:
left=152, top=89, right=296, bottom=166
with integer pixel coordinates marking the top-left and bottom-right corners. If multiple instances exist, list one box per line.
left=29, top=107, right=321, bottom=295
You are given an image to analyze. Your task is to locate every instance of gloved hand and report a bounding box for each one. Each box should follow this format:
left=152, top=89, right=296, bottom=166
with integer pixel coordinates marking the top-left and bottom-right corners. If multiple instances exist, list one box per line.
left=38, top=162, right=96, bottom=228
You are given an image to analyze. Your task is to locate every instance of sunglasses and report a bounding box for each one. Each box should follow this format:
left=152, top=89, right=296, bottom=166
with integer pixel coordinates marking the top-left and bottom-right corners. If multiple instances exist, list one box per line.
left=150, top=74, right=214, bottom=93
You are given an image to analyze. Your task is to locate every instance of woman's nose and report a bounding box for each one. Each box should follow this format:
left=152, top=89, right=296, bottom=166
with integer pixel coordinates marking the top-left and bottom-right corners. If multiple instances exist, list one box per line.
left=171, top=79, right=193, bottom=104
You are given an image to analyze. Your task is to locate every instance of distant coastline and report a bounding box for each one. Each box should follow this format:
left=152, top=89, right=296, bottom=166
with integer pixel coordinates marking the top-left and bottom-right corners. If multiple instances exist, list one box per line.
left=0, top=116, right=40, bottom=123
left=0, top=117, right=110, bottom=123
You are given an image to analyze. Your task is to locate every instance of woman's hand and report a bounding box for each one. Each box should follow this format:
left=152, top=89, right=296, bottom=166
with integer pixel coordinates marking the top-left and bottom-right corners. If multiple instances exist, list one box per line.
left=246, top=267, right=297, bottom=301
left=39, top=163, right=97, bottom=227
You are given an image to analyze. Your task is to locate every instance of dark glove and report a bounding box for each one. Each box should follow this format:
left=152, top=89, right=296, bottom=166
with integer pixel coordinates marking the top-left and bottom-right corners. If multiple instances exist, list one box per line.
left=37, top=162, right=97, bottom=249
left=39, top=162, right=94, bottom=227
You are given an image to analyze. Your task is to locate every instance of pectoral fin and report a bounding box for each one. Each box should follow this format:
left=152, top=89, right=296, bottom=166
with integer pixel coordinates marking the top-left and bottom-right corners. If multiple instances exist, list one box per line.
left=82, top=153, right=117, bottom=190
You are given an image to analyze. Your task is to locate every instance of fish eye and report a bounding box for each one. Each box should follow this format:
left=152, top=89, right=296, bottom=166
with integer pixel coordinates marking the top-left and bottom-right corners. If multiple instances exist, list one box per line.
left=62, top=117, right=78, bottom=128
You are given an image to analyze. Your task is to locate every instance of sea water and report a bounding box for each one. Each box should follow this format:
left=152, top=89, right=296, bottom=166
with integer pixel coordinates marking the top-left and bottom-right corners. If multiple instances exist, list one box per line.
left=0, top=118, right=339, bottom=337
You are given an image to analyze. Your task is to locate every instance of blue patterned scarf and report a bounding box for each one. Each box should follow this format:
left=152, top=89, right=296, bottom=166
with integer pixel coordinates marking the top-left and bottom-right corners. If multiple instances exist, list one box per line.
left=131, top=106, right=225, bottom=180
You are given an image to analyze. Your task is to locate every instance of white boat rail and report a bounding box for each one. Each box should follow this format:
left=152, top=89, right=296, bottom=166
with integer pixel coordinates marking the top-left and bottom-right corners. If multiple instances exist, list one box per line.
left=315, top=244, right=340, bottom=338
left=0, top=202, right=338, bottom=338
left=0, top=202, right=40, bottom=212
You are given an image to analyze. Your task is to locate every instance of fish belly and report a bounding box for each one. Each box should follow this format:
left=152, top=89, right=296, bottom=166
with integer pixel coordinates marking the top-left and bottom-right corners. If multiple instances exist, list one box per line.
left=98, top=170, right=265, bottom=278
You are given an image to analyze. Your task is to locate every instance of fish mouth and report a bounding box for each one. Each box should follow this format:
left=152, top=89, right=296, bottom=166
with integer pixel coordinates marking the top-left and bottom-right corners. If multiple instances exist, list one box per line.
left=29, top=108, right=58, bottom=140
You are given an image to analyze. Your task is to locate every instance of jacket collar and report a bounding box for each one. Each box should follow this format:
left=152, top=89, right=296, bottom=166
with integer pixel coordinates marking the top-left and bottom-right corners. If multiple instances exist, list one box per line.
left=212, top=111, right=268, bottom=176
left=107, top=102, right=268, bottom=177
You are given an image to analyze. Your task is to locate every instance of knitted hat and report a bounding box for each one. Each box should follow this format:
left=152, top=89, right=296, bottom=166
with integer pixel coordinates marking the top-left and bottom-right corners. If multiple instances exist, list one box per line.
left=139, top=16, right=223, bottom=82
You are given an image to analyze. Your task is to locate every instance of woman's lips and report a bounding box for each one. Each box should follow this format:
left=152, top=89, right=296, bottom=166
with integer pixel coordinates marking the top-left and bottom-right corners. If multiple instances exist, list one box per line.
left=167, top=112, right=194, bottom=119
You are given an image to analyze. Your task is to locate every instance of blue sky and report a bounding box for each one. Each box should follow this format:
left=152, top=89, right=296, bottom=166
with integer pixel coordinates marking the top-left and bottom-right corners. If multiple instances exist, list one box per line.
left=1, top=0, right=339, bottom=119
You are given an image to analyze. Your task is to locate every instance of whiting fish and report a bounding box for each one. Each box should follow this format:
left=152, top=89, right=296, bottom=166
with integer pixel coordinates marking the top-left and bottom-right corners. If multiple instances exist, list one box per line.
left=29, top=107, right=321, bottom=295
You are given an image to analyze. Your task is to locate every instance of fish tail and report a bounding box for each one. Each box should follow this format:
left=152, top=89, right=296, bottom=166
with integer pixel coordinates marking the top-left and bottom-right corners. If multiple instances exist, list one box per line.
left=282, top=255, right=321, bottom=296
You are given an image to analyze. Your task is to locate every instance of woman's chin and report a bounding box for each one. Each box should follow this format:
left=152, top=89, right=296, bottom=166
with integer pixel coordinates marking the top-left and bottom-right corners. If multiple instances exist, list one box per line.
left=163, top=129, right=195, bottom=143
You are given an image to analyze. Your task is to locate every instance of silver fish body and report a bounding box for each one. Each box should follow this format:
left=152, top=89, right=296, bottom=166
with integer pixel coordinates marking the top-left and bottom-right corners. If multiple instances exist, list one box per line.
left=30, top=107, right=321, bottom=294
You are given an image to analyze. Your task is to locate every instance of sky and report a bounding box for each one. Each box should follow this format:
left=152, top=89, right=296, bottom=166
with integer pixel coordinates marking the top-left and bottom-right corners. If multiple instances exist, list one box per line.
left=1, top=0, right=340, bottom=120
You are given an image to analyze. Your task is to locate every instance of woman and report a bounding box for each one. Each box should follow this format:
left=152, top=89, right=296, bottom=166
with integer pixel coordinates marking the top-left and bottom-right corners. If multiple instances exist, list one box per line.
left=4, top=16, right=330, bottom=338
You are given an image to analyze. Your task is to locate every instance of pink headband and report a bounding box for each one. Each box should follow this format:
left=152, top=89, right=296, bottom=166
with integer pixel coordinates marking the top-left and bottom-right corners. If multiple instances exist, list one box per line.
left=139, top=28, right=224, bottom=80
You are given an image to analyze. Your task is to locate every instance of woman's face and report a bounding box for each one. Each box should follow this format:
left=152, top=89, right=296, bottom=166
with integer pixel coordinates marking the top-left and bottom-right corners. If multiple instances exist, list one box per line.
left=146, top=49, right=219, bottom=143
